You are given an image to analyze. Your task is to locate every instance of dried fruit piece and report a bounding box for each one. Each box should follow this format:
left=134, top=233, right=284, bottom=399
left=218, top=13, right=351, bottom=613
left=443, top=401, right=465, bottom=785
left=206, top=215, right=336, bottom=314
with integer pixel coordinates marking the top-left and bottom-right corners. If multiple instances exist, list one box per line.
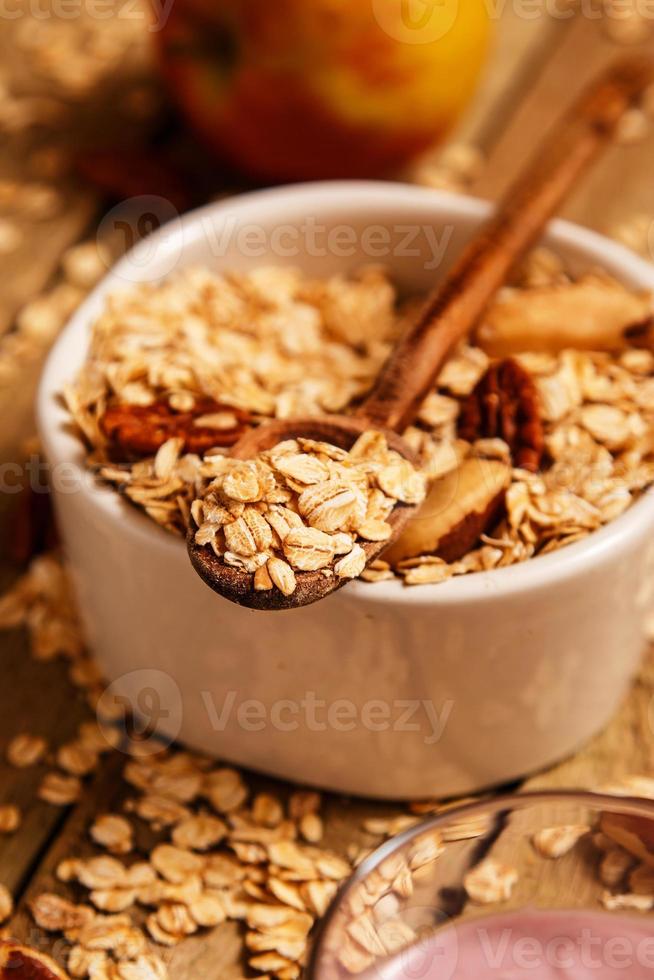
left=0, top=940, right=69, bottom=979
left=477, top=275, right=652, bottom=355
left=101, top=399, right=251, bottom=457
left=458, top=359, right=544, bottom=472
left=383, top=457, right=511, bottom=565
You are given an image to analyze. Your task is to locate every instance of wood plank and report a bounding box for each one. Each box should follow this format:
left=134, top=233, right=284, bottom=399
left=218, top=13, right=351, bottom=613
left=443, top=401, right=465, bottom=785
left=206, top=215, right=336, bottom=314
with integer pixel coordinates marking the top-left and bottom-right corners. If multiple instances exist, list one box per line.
left=0, top=584, right=95, bottom=898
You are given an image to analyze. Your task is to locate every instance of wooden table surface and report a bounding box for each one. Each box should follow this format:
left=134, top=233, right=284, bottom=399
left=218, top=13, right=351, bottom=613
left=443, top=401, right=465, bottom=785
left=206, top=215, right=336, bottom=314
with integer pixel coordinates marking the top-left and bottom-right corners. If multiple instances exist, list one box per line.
left=1, top=7, right=654, bottom=977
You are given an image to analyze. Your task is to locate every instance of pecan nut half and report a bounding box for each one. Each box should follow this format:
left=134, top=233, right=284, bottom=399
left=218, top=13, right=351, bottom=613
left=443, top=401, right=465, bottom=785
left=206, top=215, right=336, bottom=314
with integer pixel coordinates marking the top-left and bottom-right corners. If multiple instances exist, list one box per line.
left=101, top=399, right=252, bottom=458
left=458, top=358, right=544, bottom=472
left=0, top=941, right=69, bottom=979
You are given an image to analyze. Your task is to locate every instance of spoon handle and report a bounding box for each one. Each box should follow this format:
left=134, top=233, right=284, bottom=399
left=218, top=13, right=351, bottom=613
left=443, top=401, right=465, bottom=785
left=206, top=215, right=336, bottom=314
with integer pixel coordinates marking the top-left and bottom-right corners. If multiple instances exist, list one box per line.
left=357, top=56, right=654, bottom=433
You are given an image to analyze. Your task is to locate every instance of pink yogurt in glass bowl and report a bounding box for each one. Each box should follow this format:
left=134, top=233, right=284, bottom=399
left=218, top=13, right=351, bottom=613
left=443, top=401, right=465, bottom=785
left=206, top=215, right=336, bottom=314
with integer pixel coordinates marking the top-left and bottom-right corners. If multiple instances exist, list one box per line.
left=308, top=791, right=654, bottom=979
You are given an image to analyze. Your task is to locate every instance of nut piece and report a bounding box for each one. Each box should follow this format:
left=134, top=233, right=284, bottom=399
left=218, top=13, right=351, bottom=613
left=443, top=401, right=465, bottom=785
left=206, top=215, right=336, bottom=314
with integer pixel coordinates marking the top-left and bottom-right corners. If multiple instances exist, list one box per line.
left=477, top=275, right=652, bottom=355
left=458, top=359, right=544, bottom=472
left=101, top=399, right=251, bottom=457
left=383, top=457, right=511, bottom=565
left=0, top=940, right=69, bottom=979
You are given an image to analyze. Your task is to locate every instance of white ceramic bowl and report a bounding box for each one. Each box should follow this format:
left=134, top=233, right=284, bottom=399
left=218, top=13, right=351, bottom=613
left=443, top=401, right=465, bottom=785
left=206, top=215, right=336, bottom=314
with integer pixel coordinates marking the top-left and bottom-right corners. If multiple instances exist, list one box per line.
left=38, top=181, right=654, bottom=799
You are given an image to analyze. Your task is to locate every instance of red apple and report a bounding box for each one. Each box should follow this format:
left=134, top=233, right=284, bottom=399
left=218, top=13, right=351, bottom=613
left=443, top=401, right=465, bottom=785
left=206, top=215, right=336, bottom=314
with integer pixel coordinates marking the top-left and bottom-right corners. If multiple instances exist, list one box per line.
left=156, top=0, right=491, bottom=182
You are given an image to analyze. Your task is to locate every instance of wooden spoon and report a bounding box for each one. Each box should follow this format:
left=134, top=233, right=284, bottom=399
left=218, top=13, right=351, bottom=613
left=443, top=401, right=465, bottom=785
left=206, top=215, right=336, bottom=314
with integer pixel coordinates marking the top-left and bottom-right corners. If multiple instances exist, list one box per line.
left=189, top=56, right=654, bottom=611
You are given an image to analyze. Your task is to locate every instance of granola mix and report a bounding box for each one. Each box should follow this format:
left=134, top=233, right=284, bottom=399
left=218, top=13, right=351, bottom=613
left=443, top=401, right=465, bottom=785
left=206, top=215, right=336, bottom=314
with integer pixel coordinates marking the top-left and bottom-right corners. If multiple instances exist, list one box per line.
left=65, top=259, right=654, bottom=588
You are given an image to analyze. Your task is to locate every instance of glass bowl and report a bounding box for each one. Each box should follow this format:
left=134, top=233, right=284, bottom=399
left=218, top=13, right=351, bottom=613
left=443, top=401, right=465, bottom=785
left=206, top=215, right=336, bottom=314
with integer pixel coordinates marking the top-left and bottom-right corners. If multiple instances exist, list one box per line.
left=308, top=790, right=654, bottom=979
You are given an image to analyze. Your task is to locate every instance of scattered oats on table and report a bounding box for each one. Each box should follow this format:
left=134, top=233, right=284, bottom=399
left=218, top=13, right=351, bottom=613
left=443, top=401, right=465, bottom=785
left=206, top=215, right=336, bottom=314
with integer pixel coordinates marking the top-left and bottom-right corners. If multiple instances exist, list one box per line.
left=532, top=823, right=590, bottom=859
left=6, top=732, right=47, bottom=768
left=0, top=804, right=21, bottom=834
left=38, top=771, right=82, bottom=806
left=463, top=858, right=519, bottom=905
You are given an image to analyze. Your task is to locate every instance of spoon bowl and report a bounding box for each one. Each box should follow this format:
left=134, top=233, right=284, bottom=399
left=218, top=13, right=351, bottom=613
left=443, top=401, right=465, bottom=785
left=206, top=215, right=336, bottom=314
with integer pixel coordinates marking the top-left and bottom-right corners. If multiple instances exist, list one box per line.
left=187, top=415, right=420, bottom=610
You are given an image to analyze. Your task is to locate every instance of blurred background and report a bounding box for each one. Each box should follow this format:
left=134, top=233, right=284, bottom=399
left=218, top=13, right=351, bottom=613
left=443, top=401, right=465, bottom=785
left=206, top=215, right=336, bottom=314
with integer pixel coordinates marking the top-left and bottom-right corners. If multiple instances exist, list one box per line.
left=0, top=0, right=653, bottom=466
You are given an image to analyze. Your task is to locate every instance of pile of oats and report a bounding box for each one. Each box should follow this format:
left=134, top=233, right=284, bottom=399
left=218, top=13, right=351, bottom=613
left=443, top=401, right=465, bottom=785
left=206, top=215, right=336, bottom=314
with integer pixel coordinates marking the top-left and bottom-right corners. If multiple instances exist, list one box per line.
left=66, top=260, right=654, bottom=588
left=65, top=264, right=399, bottom=446
left=28, top=760, right=355, bottom=980
left=191, top=432, right=426, bottom=597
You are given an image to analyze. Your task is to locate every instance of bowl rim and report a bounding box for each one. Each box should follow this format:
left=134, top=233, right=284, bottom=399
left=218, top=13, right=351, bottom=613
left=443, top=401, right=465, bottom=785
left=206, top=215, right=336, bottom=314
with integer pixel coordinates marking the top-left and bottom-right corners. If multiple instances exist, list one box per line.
left=37, top=179, right=654, bottom=608
left=306, top=788, right=654, bottom=979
